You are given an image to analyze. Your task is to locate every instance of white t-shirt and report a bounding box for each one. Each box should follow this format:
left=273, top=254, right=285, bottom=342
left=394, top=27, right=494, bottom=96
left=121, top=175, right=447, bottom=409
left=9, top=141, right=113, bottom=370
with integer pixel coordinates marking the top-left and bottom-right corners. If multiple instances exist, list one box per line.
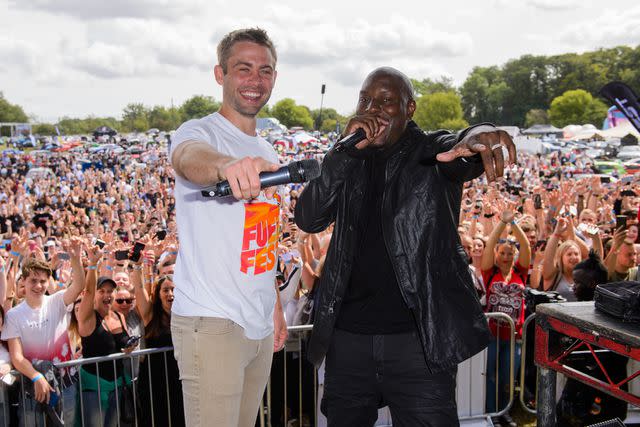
left=170, top=112, right=280, bottom=340
left=1, top=292, right=75, bottom=375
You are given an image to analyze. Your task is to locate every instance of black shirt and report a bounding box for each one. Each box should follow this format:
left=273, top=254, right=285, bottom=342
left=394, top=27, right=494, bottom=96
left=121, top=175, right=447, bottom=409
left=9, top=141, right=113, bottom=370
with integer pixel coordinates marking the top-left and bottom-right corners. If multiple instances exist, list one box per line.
left=335, top=152, right=415, bottom=334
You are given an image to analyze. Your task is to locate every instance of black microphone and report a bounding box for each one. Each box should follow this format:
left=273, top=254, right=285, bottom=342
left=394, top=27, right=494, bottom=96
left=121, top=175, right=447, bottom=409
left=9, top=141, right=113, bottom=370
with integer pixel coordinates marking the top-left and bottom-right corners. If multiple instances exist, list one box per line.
left=333, top=128, right=366, bottom=152
left=201, top=159, right=321, bottom=198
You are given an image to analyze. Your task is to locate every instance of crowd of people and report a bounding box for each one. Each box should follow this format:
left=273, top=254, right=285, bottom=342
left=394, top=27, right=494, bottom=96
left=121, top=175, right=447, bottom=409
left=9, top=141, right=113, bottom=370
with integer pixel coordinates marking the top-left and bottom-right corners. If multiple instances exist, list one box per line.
left=0, top=129, right=636, bottom=426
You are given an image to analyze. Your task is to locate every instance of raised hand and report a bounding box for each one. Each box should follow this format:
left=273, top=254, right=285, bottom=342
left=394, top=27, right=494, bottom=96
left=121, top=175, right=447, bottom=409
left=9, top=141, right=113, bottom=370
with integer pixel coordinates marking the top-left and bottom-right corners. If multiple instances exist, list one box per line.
left=436, top=126, right=516, bottom=182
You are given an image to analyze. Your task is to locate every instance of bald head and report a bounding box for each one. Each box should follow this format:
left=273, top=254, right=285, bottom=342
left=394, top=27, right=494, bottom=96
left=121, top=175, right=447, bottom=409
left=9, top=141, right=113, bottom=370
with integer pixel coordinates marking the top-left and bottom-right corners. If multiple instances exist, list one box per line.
left=356, top=67, right=417, bottom=149
left=364, top=67, right=414, bottom=104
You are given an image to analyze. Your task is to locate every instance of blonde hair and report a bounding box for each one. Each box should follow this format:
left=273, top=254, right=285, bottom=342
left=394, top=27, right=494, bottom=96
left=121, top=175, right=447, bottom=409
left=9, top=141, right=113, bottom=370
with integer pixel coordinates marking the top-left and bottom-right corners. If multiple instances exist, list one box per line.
left=555, top=240, right=580, bottom=274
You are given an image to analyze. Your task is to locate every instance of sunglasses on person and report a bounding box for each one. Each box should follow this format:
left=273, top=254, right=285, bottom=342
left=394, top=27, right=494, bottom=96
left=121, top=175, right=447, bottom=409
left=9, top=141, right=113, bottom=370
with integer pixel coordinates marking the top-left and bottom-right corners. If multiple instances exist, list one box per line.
left=115, top=298, right=135, bottom=304
left=497, top=239, right=520, bottom=249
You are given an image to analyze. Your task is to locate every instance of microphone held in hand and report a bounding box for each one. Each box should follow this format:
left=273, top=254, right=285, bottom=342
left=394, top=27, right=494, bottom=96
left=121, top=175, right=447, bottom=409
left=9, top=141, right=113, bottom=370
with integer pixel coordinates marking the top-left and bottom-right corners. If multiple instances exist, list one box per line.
left=201, top=159, right=321, bottom=198
left=333, top=128, right=366, bottom=152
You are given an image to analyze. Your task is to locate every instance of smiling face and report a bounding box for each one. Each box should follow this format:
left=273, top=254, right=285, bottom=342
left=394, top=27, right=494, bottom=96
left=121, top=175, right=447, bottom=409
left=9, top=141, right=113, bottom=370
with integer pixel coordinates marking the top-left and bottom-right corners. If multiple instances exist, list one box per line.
left=113, top=289, right=134, bottom=314
left=215, top=41, right=276, bottom=120
left=472, top=238, right=485, bottom=258
left=23, top=270, right=49, bottom=303
left=356, top=68, right=416, bottom=149
left=561, top=245, right=582, bottom=272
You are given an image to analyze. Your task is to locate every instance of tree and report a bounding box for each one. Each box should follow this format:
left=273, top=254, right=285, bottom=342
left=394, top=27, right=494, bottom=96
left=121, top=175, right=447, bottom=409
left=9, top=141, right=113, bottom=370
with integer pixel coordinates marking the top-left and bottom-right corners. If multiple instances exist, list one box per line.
left=311, top=108, right=345, bottom=131
left=57, top=116, right=120, bottom=135
left=122, top=103, right=149, bottom=132
left=256, top=105, right=272, bottom=118
left=147, top=106, right=182, bottom=131
left=524, top=109, right=549, bottom=127
left=548, top=89, right=608, bottom=127
left=413, top=92, right=468, bottom=131
left=0, top=92, right=29, bottom=136
left=32, top=123, right=57, bottom=135
left=180, top=95, right=220, bottom=121
left=460, top=66, right=506, bottom=124
left=411, top=76, right=456, bottom=97
left=271, top=98, right=313, bottom=129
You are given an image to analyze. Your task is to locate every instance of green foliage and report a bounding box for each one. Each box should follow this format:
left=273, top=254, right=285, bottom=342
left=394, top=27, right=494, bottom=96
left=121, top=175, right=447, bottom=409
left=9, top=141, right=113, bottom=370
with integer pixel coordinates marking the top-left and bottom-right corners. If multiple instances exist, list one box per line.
left=256, top=105, right=272, bottom=118
left=121, top=103, right=149, bottom=132
left=459, top=45, right=640, bottom=126
left=147, top=106, right=182, bottom=131
left=524, top=109, right=549, bottom=127
left=311, top=108, right=346, bottom=131
left=271, top=98, right=313, bottom=129
left=320, top=119, right=338, bottom=133
left=180, top=95, right=220, bottom=121
left=413, top=92, right=468, bottom=131
left=548, top=89, right=608, bottom=127
left=411, top=76, right=456, bottom=97
left=0, top=93, right=29, bottom=135
left=32, top=123, right=57, bottom=135
left=57, top=116, right=121, bottom=135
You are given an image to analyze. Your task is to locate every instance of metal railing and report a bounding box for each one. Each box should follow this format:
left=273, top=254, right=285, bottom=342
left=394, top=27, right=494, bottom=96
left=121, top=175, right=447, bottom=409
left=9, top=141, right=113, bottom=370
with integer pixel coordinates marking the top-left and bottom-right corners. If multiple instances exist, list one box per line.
left=0, top=314, right=519, bottom=427
left=1, top=346, right=177, bottom=427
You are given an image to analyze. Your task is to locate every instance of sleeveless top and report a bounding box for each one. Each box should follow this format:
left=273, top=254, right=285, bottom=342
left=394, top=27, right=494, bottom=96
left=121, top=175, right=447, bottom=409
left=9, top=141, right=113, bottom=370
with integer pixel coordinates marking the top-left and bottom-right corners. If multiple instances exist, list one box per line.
left=554, top=274, right=577, bottom=302
left=81, top=311, right=130, bottom=381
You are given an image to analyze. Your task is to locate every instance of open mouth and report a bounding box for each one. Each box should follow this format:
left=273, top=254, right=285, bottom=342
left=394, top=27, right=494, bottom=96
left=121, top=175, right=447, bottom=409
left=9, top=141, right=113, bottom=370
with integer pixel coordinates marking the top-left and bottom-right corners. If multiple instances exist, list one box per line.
left=239, top=89, right=263, bottom=103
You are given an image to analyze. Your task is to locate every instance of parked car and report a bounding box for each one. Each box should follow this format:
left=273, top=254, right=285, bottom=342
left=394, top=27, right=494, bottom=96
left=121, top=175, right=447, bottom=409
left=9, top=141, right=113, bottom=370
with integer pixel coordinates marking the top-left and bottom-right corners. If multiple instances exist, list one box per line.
left=617, top=145, right=640, bottom=160
left=623, top=158, right=640, bottom=174
left=593, top=160, right=626, bottom=176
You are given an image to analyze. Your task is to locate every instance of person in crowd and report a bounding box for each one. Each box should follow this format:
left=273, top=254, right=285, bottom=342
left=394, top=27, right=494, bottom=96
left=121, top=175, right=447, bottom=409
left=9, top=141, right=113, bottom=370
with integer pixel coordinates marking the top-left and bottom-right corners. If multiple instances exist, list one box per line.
left=295, top=66, right=515, bottom=426
left=2, top=239, right=85, bottom=426
left=131, top=261, right=184, bottom=427
left=76, top=245, right=137, bottom=427
left=606, top=233, right=639, bottom=281
left=481, top=208, right=531, bottom=427
left=168, top=27, right=287, bottom=426
left=541, top=218, right=585, bottom=301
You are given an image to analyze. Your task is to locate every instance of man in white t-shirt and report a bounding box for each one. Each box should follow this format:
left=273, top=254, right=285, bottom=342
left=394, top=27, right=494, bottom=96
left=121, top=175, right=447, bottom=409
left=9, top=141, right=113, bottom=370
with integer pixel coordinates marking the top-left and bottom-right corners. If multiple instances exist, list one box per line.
left=170, top=27, right=287, bottom=427
left=2, top=246, right=85, bottom=426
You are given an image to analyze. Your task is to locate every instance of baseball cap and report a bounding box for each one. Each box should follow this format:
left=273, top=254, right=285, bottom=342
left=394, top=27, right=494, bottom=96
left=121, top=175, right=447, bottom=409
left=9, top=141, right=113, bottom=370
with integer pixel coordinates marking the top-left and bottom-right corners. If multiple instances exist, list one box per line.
left=97, top=276, right=117, bottom=289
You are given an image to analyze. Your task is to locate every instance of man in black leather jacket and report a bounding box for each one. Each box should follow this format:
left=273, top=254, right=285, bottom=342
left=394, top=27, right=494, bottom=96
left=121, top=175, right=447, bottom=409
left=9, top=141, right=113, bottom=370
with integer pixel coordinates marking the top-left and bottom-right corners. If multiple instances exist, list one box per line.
left=294, top=67, right=516, bottom=426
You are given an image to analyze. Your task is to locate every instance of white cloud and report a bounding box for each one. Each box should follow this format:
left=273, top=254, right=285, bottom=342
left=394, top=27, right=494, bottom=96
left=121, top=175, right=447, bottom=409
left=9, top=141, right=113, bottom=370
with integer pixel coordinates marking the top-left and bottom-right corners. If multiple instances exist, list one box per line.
left=8, top=0, right=207, bottom=20
left=526, top=0, right=580, bottom=10
left=559, top=5, right=640, bottom=47
left=0, top=37, right=39, bottom=74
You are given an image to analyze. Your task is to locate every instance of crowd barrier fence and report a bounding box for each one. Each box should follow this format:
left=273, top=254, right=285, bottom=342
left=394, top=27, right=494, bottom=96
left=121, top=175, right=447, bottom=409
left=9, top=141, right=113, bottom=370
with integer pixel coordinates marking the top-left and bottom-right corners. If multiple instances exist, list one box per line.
left=0, top=313, right=518, bottom=427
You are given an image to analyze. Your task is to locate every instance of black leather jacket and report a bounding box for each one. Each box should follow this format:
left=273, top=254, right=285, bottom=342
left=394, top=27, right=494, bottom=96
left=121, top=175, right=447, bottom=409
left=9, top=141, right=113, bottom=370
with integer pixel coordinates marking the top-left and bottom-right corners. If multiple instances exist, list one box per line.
left=295, top=121, right=492, bottom=373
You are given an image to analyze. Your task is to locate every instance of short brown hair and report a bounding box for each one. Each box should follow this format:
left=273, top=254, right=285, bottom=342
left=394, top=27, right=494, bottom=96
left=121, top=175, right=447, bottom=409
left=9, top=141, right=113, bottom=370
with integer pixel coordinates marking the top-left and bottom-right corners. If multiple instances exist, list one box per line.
left=21, top=258, right=52, bottom=280
left=217, top=28, right=277, bottom=74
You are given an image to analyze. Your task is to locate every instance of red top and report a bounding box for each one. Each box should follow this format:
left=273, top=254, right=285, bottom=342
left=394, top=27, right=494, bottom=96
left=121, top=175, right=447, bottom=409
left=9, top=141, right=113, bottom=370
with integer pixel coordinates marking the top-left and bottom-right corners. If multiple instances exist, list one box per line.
left=482, top=261, right=528, bottom=340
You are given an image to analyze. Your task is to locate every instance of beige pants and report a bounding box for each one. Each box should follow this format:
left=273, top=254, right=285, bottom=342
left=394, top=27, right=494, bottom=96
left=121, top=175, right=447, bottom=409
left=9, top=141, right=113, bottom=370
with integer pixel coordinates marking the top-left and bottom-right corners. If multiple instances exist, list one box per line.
left=171, top=314, right=274, bottom=427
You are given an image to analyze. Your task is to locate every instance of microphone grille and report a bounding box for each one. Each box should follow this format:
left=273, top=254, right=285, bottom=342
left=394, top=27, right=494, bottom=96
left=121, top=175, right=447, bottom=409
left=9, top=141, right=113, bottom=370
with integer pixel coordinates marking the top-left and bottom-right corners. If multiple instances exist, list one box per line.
left=288, top=159, right=321, bottom=183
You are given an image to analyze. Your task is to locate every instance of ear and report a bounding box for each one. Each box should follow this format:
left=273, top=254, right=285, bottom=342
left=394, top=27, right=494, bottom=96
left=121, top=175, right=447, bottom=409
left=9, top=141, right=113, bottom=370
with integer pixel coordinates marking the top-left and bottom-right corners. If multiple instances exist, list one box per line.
left=214, top=65, right=224, bottom=85
left=407, top=99, right=417, bottom=119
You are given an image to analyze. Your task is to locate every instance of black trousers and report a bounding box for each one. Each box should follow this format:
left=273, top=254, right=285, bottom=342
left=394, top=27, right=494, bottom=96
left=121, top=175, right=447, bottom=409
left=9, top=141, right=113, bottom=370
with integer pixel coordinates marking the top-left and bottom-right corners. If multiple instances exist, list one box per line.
left=322, top=329, right=459, bottom=427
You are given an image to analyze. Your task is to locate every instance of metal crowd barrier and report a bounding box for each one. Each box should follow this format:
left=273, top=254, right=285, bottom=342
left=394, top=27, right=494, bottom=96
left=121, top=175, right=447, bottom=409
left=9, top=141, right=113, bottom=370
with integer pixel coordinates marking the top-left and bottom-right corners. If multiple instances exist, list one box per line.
left=264, top=313, right=516, bottom=427
left=0, top=314, right=518, bottom=427
left=1, top=346, right=176, bottom=427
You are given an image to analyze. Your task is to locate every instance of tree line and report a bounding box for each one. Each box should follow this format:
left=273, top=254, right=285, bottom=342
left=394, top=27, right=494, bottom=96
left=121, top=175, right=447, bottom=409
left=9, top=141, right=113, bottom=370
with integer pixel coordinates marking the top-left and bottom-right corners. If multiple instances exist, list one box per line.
left=2, top=44, right=639, bottom=136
